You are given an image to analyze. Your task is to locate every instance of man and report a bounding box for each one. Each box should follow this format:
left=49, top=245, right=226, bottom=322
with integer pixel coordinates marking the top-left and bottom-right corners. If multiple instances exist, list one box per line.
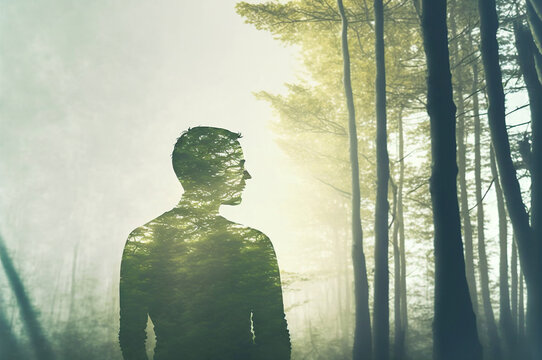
left=119, top=127, right=291, bottom=360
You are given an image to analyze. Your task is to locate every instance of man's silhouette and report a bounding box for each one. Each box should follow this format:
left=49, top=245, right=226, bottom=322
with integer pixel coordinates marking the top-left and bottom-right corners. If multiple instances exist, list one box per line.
left=119, top=127, right=291, bottom=360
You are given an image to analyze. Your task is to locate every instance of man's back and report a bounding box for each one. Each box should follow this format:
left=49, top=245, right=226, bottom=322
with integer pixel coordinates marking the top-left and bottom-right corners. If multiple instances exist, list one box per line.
left=119, top=206, right=290, bottom=360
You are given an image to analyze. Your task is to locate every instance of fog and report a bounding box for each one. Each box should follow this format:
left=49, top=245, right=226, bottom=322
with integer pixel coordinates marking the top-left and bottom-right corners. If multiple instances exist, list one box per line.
left=0, top=1, right=534, bottom=359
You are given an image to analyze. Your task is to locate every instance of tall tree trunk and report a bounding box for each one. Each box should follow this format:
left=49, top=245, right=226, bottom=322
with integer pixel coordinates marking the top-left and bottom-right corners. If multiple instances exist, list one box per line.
left=472, top=45, right=501, bottom=357
left=477, top=0, right=542, bottom=357
left=334, top=228, right=346, bottom=342
left=519, top=271, right=525, bottom=345
left=0, top=302, right=22, bottom=359
left=344, top=225, right=352, bottom=346
left=475, top=136, right=501, bottom=360
left=526, top=0, right=542, bottom=84
left=514, top=20, right=542, bottom=233
left=420, top=1, right=482, bottom=359
left=511, top=237, right=518, bottom=324
left=394, top=111, right=407, bottom=360
left=337, top=1, right=372, bottom=359
left=67, top=241, right=80, bottom=326
left=0, top=234, right=54, bottom=360
left=457, top=91, right=480, bottom=319
left=373, top=0, right=390, bottom=359
left=392, top=177, right=402, bottom=360
left=514, top=21, right=542, bottom=359
left=515, top=255, right=528, bottom=359
left=450, top=8, right=479, bottom=317
left=519, top=271, right=525, bottom=339
left=490, top=147, right=516, bottom=357
left=399, top=115, right=408, bottom=360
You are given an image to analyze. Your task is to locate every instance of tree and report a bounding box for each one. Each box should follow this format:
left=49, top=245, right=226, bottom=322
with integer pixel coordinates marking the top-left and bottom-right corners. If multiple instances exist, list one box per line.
left=0, top=233, right=53, bottom=360
left=0, top=304, right=22, bottom=359
left=391, top=109, right=407, bottom=360
left=477, top=0, right=542, bottom=357
left=372, top=0, right=390, bottom=358
left=491, top=142, right=517, bottom=358
left=420, top=0, right=482, bottom=358
left=474, top=93, right=502, bottom=360
left=237, top=1, right=427, bottom=357
left=448, top=5, right=479, bottom=319
left=526, top=0, right=542, bottom=84
left=336, top=2, right=373, bottom=359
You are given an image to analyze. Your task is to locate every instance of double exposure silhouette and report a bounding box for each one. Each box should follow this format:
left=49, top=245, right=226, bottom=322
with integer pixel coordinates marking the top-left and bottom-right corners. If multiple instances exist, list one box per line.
left=119, top=127, right=291, bottom=360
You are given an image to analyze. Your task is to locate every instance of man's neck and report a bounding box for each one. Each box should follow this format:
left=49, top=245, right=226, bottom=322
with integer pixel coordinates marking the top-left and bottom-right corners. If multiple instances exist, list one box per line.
left=176, top=192, right=221, bottom=214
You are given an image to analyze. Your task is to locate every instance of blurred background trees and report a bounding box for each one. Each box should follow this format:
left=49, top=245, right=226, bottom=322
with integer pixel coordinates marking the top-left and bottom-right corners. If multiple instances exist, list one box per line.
left=0, top=0, right=539, bottom=359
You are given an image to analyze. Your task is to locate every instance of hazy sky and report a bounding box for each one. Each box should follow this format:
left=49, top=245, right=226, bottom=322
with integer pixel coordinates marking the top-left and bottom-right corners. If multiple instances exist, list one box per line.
left=0, top=1, right=305, bottom=234
left=0, top=0, right=318, bottom=326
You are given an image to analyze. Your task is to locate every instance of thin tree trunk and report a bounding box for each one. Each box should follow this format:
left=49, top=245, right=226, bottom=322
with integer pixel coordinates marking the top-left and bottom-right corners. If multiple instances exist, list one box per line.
left=474, top=70, right=501, bottom=359
left=457, top=95, right=480, bottom=318
left=391, top=178, right=401, bottom=360
left=420, top=1, right=482, bottom=359
left=0, top=302, right=22, bottom=359
left=395, top=111, right=407, bottom=360
left=526, top=0, right=542, bottom=84
left=514, top=26, right=542, bottom=358
left=0, top=234, right=54, bottom=360
left=334, top=228, right=346, bottom=342
left=513, top=238, right=527, bottom=359
left=519, top=271, right=525, bottom=341
left=67, top=241, right=80, bottom=325
left=397, top=114, right=408, bottom=360
left=511, top=237, right=518, bottom=324
left=337, top=1, right=372, bottom=359
left=450, top=8, right=479, bottom=317
left=514, top=21, right=542, bottom=248
left=344, top=224, right=352, bottom=346
left=475, top=168, right=502, bottom=360
left=511, top=20, right=542, bottom=357
left=373, top=0, right=390, bottom=358
left=490, top=147, right=516, bottom=357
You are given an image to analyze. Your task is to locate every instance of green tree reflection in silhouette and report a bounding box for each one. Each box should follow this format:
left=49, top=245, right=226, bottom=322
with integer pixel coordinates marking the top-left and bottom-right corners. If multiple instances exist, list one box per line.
left=119, top=127, right=291, bottom=360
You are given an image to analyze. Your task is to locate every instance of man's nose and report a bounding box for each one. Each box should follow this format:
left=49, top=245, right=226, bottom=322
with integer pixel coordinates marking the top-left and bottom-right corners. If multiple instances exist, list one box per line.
left=243, top=170, right=252, bottom=180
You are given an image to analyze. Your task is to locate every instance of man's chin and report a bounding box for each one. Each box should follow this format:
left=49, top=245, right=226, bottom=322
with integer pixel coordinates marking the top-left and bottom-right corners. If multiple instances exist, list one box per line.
left=222, top=197, right=242, bottom=206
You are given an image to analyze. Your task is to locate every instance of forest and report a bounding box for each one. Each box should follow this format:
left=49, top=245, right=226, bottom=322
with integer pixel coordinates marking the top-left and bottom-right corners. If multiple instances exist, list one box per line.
left=0, top=0, right=541, bottom=359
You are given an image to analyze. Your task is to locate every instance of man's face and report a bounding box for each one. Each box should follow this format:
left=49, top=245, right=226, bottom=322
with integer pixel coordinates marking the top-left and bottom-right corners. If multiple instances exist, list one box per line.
left=221, top=148, right=252, bottom=205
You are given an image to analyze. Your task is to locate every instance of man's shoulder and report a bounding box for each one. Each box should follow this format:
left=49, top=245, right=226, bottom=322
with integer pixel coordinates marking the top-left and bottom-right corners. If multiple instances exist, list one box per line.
left=223, top=222, right=278, bottom=257
left=223, top=221, right=270, bottom=243
left=122, top=225, right=152, bottom=259
left=126, top=222, right=154, bottom=245
left=123, top=215, right=168, bottom=254
left=125, top=210, right=180, bottom=243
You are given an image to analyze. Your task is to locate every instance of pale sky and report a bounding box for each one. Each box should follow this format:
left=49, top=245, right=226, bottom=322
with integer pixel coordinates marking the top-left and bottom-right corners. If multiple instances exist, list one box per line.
left=0, top=1, right=304, bottom=244
left=0, top=0, right=312, bottom=330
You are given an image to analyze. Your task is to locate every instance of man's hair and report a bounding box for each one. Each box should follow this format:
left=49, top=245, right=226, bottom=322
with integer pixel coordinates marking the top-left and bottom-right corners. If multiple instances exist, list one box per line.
left=172, top=127, right=243, bottom=190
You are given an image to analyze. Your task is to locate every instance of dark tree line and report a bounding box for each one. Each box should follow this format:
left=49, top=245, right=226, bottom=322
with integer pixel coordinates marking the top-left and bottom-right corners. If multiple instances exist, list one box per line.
left=478, top=0, right=542, bottom=358
left=239, top=0, right=540, bottom=359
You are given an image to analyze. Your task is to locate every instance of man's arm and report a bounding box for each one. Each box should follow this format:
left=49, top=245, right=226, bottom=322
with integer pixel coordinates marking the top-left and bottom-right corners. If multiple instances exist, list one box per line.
left=119, top=233, right=150, bottom=360
left=250, top=234, right=291, bottom=360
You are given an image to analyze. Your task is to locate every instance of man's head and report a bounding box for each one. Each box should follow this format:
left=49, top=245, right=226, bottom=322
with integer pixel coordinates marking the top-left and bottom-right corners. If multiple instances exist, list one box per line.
left=172, top=127, right=251, bottom=205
